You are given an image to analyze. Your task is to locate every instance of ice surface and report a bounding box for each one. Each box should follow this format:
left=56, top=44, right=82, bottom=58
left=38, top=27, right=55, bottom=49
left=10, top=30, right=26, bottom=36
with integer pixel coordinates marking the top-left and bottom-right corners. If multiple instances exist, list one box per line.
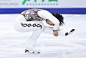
left=0, top=14, right=86, bottom=58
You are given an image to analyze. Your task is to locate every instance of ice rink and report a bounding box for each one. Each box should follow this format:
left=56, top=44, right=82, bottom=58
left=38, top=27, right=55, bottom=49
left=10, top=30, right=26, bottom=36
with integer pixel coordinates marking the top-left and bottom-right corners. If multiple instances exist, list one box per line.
left=0, top=14, right=86, bottom=58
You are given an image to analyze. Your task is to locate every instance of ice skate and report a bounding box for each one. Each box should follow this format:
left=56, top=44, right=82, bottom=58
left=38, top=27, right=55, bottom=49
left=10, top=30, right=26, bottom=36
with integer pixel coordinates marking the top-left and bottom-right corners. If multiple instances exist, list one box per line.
left=25, top=47, right=40, bottom=54
left=65, top=29, right=75, bottom=36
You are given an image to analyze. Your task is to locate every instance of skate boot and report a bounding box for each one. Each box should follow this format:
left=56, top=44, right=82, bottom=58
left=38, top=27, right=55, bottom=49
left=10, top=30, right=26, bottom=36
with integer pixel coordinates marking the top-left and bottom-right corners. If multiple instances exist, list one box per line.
left=25, top=47, right=40, bottom=54
left=65, top=29, right=75, bottom=36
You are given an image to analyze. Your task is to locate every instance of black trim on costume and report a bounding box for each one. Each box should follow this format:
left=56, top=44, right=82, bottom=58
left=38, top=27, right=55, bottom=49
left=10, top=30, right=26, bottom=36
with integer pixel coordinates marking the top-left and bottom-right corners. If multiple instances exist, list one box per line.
left=53, top=30, right=57, bottom=32
left=21, top=23, right=42, bottom=29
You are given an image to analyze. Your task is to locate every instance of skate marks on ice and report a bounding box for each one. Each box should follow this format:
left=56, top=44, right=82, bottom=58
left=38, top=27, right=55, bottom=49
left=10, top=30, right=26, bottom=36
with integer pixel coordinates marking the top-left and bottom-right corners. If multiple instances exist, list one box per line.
left=0, top=38, right=62, bottom=58
left=0, top=37, right=86, bottom=58
left=0, top=15, right=86, bottom=58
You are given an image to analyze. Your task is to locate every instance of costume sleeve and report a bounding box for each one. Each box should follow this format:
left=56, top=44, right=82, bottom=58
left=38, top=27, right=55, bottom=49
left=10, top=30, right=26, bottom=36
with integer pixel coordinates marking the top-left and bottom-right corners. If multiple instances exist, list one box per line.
left=37, top=10, right=60, bottom=32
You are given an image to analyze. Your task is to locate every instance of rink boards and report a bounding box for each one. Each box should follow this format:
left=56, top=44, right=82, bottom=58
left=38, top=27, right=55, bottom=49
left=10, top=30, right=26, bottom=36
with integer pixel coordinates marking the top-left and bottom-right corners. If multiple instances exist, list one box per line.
left=0, top=8, right=86, bottom=14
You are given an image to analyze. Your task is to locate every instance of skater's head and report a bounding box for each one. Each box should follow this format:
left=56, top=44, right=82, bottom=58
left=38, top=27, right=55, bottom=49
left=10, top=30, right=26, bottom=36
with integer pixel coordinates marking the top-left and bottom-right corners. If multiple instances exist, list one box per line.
left=52, top=13, right=64, bottom=26
left=46, top=13, right=64, bottom=26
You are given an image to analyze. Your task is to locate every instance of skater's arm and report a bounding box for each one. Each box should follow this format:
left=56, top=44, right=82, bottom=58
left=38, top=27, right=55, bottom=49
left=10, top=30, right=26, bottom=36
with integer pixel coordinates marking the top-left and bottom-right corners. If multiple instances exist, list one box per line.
left=37, top=10, right=60, bottom=32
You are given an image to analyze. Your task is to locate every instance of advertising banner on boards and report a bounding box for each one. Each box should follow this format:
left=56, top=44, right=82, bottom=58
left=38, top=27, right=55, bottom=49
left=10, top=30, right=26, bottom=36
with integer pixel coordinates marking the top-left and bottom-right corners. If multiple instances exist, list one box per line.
left=0, top=0, right=86, bottom=8
left=0, top=0, right=58, bottom=8
left=0, top=0, right=86, bottom=14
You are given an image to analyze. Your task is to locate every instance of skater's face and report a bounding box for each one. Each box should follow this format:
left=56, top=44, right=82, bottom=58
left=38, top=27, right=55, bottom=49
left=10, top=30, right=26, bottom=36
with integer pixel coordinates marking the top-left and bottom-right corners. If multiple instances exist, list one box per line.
left=46, top=19, right=54, bottom=26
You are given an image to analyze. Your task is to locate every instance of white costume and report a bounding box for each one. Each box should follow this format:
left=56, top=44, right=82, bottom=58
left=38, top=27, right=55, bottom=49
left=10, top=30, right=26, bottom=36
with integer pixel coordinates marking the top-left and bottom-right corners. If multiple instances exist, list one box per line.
left=14, top=9, right=65, bottom=52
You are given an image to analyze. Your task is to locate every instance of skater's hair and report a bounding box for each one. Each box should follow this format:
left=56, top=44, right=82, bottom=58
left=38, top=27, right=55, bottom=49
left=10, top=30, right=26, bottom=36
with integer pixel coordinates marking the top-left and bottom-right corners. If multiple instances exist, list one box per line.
left=46, top=19, right=48, bottom=22
left=52, top=13, right=64, bottom=26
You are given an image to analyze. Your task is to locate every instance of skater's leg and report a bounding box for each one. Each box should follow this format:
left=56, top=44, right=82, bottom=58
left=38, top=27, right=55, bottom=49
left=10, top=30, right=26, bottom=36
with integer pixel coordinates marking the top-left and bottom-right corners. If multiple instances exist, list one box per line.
left=14, top=20, right=37, bottom=32
left=25, top=21, right=44, bottom=52
left=14, top=20, right=44, bottom=53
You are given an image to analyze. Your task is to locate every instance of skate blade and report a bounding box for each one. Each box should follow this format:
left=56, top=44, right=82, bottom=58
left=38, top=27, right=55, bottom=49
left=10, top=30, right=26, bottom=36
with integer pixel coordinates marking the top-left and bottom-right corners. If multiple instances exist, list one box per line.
left=25, top=49, right=40, bottom=54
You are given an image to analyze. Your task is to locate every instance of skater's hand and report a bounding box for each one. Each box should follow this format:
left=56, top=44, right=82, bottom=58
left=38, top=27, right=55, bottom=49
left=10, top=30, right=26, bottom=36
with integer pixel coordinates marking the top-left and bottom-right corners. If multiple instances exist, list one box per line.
left=53, top=29, right=60, bottom=37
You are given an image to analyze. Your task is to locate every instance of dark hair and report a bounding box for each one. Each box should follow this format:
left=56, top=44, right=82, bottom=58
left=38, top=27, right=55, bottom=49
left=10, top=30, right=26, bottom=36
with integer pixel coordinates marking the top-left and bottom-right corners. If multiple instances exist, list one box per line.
left=52, top=13, right=64, bottom=26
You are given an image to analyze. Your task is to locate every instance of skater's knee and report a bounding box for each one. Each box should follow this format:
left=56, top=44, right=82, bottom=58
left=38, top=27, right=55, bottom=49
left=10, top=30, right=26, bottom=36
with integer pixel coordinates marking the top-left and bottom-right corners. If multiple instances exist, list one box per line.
left=14, top=21, right=24, bottom=32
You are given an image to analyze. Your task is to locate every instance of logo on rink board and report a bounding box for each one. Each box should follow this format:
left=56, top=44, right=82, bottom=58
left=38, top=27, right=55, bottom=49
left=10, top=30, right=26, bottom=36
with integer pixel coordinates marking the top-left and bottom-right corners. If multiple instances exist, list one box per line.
left=22, top=0, right=58, bottom=6
left=21, top=23, right=42, bottom=29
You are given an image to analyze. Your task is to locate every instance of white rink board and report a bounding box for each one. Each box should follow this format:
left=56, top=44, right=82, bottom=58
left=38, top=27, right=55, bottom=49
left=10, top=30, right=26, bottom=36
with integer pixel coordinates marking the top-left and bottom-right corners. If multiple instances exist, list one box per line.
left=0, top=14, right=86, bottom=58
left=0, top=0, right=86, bottom=8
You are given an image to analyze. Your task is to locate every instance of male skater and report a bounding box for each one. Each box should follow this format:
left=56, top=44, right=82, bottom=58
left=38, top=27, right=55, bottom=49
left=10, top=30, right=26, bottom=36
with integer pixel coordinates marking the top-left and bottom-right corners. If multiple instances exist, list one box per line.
left=14, top=9, right=75, bottom=54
